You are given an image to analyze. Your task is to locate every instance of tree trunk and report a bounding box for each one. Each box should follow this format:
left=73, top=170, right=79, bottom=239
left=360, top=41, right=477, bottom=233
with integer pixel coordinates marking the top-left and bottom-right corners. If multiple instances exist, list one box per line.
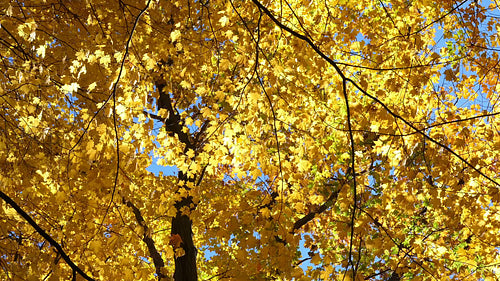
left=171, top=213, right=197, bottom=281
left=155, top=78, right=199, bottom=281
left=171, top=172, right=197, bottom=281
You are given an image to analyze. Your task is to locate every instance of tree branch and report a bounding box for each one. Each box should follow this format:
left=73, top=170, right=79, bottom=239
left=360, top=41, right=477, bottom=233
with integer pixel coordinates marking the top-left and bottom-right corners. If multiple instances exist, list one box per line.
left=293, top=185, right=342, bottom=232
left=154, top=79, right=194, bottom=151
left=0, top=190, right=95, bottom=281
left=123, top=198, right=167, bottom=280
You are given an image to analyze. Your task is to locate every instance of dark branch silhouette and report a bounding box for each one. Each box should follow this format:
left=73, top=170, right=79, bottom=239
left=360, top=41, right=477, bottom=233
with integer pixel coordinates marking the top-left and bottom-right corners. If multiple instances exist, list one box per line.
left=123, top=198, right=167, bottom=280
left=293, top=185, right=342, bottom=232
left=0, top=190, right=95, bottom=281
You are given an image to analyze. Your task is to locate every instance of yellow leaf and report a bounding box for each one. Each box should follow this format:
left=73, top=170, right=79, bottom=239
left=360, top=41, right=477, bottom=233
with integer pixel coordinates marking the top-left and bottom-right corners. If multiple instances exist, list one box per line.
left=298, top=159, right=311, bottom=172
left=171, top=29, right=181, bottom=42
left=61, top=82, right=79, bottom=94
left=100, top=54, right=111, bottom=67
left=88, top=82, right=97, bottom=92
left=89, top=240, right=102, bottom=252
left=175, top=248, right=185, bottom=258
left=186, top=149, right=195, bottom=158
left=311, top=254, right=321, bottom=265
left=36, top=45, right=46, bottom=58
left=219, top=16, right=229, bottom=27
left=180, top=80, right=191, bottom=89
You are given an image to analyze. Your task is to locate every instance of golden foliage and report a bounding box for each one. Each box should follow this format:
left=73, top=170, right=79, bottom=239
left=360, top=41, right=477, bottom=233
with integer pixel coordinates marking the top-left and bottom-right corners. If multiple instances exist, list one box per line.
left=0, top=0, right=499, bottom=280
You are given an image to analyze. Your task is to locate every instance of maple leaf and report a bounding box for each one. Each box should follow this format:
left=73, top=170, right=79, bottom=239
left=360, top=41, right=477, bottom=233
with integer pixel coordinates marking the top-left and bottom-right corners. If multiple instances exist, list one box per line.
left=169, top=234, right=183, bottom=249
left=219, top=15, right=229, bottom=27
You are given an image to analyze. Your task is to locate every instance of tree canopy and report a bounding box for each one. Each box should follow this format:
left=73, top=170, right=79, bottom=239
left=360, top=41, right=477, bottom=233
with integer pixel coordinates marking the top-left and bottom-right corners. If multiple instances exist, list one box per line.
left=1, top=0, right=500, bottom=280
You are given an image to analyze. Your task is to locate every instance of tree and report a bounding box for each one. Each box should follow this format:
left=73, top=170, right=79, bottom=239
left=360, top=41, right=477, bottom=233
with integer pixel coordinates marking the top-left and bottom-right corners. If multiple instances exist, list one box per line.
left=1, top=0, right=499, bottom=280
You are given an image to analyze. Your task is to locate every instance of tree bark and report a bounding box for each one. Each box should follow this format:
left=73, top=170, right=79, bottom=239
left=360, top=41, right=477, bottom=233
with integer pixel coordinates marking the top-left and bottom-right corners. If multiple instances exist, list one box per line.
left=171, top=170, right=198, bottom=281
left=171, top=211, right=197, bottom=281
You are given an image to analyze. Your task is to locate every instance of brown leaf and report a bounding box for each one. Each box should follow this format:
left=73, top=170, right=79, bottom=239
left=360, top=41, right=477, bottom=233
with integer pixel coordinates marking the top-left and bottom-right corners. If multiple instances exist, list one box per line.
left=169, top=234, right=183, bottom=249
